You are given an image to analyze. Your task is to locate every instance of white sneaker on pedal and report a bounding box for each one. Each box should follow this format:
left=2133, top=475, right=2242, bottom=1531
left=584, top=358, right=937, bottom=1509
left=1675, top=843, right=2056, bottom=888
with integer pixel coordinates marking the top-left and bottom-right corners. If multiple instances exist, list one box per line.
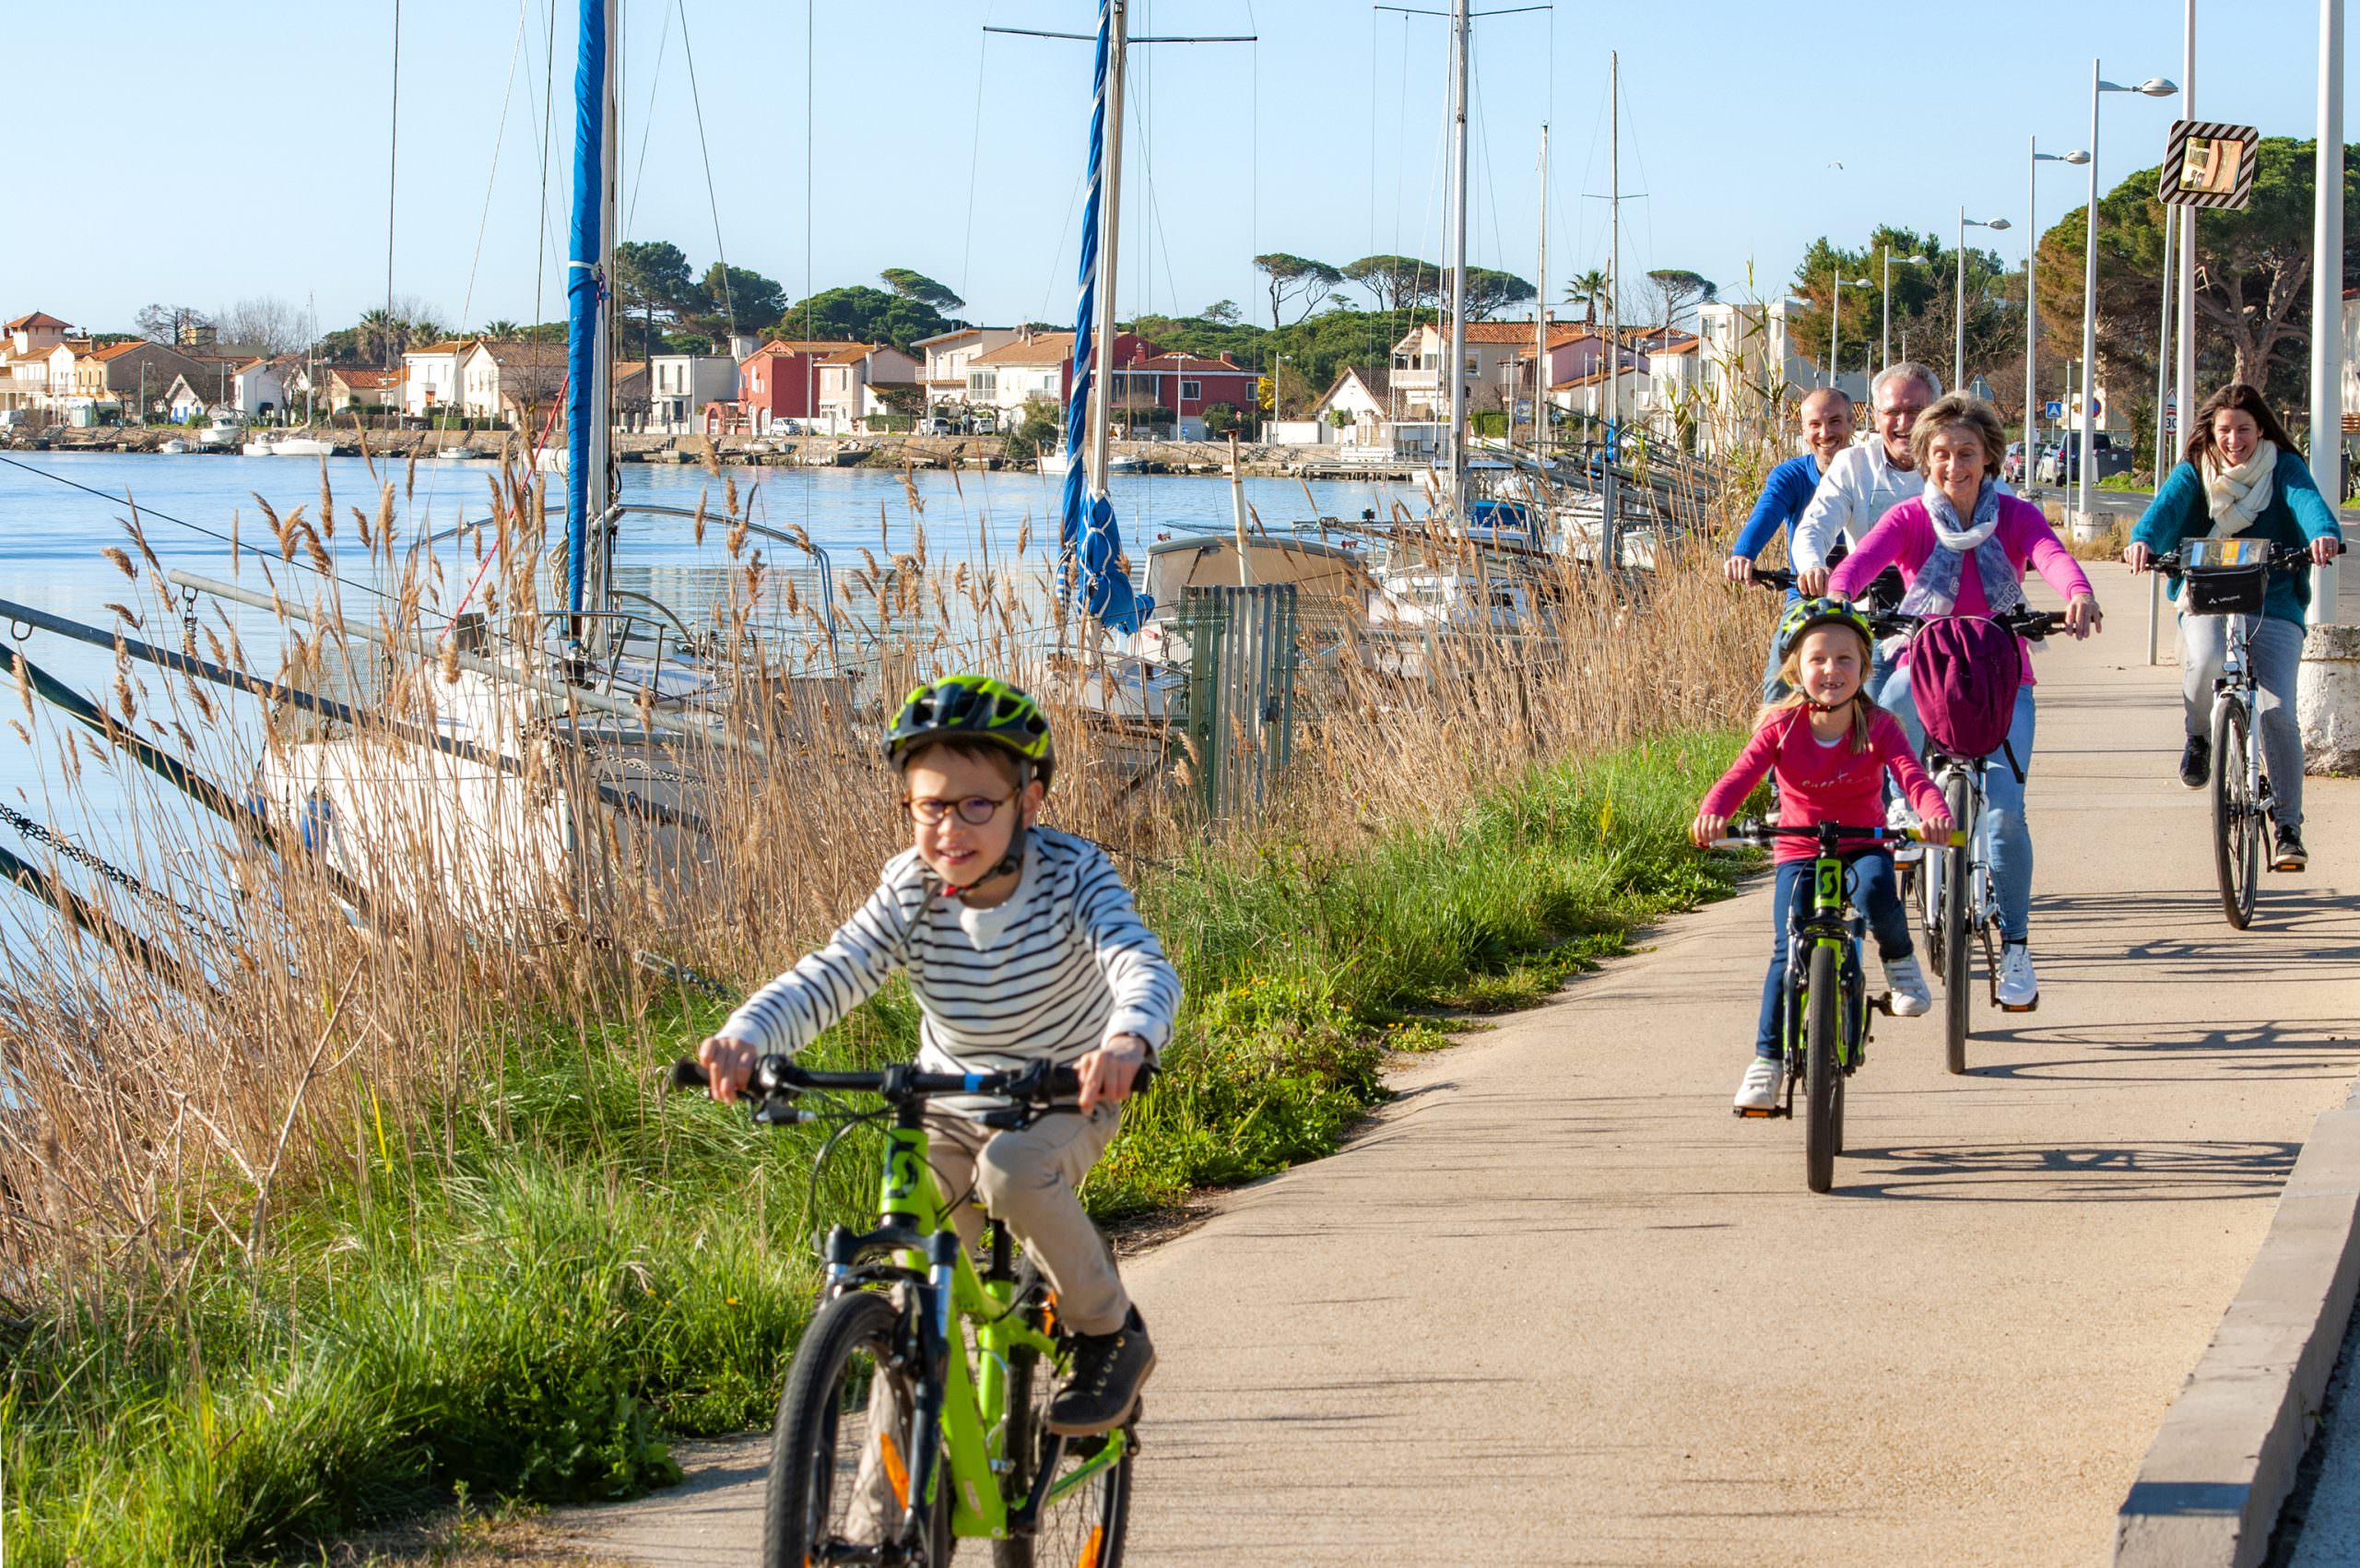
left=1887, top=796, right=1924, bottom=863
left=1733, top=1056, right=1782, bottom=1111
left=1882, top=954, right=1932, bottom=1017
left=1995, top=943, right=2039, bottom=1010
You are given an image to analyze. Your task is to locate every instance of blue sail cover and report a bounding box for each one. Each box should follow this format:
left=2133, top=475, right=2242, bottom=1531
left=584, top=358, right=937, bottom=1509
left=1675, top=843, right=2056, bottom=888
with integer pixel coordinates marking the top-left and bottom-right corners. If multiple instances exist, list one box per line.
left=1057, top=0, right=1149, bottom=635
left=562, top=0, right=607, bottom=620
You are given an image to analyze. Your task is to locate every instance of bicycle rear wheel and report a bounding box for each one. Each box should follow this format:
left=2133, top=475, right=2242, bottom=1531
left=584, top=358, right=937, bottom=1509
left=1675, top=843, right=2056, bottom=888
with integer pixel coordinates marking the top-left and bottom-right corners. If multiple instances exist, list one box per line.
left=1940, top=774, right=1971, bottom=1075
left=1804, top=944, right=1840, bottom=1195
left=766, top=1289, right=949, bottom=1568
left=997, top=1328, right=1133, bottom=1568
left=2211, top=698, right=2260, bottom=929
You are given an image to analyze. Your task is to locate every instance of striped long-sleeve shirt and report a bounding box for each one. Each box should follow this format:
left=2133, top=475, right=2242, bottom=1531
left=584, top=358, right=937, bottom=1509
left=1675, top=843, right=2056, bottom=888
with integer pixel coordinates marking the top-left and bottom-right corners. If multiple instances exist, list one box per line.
left=715, top=827, right=1182, bottom=1118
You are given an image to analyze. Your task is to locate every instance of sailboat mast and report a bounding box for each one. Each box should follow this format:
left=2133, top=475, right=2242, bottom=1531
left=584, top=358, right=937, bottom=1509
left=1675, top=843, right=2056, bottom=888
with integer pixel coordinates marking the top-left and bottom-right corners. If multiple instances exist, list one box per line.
left=1087, top=0, right=1128, bottom=498
left=1535, top=124, right=1548, bottom=465
left=1603, top=50, right=1621, bottom=569
left=563, top=0, right=619, bottom=638
left=1445, top=0, right=1469, bottom=494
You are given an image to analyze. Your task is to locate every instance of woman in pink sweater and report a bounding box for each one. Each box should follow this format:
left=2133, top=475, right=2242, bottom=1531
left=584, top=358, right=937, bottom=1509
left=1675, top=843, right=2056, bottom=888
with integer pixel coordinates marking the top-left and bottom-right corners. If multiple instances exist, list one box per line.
left=1693, top=599, right=1953, bottom=1112
left=1825, top=394, right=2101, bottom=1011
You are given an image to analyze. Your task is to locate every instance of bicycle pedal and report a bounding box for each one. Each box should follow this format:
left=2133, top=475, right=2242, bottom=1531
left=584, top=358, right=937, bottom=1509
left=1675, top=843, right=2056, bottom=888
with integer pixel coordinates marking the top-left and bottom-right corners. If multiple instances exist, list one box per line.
left=1870, top=992, right=1894, bottom=1016
left=1732, top=1105, right=1787, bottom=1119
left=1998, top=998, right=2039, bottom=1013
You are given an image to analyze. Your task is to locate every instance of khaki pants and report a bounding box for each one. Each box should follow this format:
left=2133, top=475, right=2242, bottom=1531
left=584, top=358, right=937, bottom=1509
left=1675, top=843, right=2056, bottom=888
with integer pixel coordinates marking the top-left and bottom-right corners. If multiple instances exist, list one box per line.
left=844, top=1102, right=1128, bottom=1540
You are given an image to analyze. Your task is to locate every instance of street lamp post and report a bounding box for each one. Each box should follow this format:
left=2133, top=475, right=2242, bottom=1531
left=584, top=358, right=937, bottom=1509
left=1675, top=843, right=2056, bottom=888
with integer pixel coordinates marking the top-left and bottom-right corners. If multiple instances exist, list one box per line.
left=2027, top=139, right=2091, bottom=497
left=1831, top=273, right=1870, bottom=397
left=1955, top=209, right=2012, bottom=392
left=2077, top=61, right=2177, bottom=536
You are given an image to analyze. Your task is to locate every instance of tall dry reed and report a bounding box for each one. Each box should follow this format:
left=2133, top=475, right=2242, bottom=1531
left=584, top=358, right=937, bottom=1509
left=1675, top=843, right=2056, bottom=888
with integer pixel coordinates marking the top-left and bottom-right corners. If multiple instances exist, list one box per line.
left=0, top=437, right=1780, bottom=1317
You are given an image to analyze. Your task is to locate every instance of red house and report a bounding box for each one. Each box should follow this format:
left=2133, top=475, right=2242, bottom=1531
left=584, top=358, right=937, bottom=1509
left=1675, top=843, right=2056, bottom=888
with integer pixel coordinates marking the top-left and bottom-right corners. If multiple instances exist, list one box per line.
left=734, top=338, right=843, bottom=430
left=1113, top=348, right=1258, bottom=438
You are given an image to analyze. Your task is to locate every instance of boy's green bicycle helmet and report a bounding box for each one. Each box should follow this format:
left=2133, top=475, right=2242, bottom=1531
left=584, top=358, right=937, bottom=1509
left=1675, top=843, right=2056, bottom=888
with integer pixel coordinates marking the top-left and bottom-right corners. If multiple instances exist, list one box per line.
left=885, top=674, right=1056, bottom=789
left=1776, top=596, right=1875, bottom=659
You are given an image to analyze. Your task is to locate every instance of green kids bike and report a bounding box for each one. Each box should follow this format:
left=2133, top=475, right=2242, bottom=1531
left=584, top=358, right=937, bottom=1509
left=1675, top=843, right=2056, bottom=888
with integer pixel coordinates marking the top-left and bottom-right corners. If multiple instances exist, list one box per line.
left=1715, top=819, right=1954, bottom=1194
left=675, top=1053, right=1141, bottom=1567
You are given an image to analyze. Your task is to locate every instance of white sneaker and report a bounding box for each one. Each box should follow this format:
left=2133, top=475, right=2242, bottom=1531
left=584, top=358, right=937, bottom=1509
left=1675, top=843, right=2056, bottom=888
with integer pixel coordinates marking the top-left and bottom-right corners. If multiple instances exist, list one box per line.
left=1733, top=1056, right=1782, bottom=1111
left=1995, top=943, right=2039, bottom=1011
left=1887, top=796, right=1924, bottom=863
left=1882, top=954, right=1931, bottom=1017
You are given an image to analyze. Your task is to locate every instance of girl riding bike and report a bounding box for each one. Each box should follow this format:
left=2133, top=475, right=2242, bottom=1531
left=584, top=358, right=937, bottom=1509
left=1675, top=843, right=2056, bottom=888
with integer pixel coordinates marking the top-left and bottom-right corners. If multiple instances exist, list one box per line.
left=1693, top=599, right=1953, bottom=1112
left=1825, top=394, right=2100, bottom=1012
left=697, top=674, right=1178, bottom=1438
left=2126, top=382, right=2343, bottom=871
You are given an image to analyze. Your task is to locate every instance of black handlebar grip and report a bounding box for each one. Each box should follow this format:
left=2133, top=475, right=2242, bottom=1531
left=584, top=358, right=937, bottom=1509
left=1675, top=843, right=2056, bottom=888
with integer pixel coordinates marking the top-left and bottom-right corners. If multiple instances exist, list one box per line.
left=669, top=1058, right=711, bottom=1091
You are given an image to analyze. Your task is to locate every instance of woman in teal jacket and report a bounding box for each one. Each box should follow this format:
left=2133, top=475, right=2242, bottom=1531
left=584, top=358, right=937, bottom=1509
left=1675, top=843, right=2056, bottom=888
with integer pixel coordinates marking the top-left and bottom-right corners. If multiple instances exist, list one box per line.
left=2127, top=382, right=2342, bottom=870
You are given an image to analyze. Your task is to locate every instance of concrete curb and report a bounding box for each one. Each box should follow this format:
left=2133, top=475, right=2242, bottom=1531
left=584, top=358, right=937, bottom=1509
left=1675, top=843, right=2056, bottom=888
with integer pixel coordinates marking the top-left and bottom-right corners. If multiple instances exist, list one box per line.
left=2114, top=1079, right=2360, bottom=1567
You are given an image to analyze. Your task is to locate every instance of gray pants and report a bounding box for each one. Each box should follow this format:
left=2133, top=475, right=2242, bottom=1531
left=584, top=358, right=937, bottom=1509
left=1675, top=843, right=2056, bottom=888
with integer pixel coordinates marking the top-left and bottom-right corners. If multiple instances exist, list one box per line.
left=2182, top=610, right=2307, bottom=827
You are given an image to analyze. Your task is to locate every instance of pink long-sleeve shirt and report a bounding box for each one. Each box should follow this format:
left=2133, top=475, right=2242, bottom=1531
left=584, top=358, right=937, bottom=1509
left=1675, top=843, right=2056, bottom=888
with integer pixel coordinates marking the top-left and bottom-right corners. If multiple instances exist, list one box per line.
left=1701, top=707, right=1948, bottom=864
left=1824, top=494, right=2094, bottom=683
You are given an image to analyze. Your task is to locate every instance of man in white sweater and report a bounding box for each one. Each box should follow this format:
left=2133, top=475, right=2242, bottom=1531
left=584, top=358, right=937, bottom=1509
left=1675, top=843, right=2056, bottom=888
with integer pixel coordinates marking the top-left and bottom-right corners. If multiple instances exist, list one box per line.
left=1793, top=360, right=1943, bottom=595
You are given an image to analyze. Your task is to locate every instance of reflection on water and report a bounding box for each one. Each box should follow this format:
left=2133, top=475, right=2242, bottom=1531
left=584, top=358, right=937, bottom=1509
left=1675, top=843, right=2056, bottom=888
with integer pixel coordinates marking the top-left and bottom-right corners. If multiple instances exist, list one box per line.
left=0, top=452, right=1416, bottom=955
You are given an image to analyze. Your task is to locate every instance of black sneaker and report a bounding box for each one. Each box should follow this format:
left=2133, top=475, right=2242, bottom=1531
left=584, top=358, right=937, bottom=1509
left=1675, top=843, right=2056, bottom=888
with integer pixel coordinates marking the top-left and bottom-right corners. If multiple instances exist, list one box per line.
left=2273, top=825, right=2308, bottom=873
left=1046, top=1308, right=1155, bottom=1435
left=2179, top=736, right=2211, bottom=790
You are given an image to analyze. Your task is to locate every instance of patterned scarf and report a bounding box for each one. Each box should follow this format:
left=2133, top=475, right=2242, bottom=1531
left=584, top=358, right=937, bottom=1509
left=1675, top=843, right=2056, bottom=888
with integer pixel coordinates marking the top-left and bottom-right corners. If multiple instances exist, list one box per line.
left=1900, top=477, right=2024, bottom=619
left=2201, top=439, right=2278, bottom=537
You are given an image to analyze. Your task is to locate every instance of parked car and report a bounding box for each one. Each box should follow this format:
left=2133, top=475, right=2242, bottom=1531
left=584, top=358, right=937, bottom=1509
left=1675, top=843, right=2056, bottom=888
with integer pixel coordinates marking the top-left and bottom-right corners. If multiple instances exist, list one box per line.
left=2001, top=441, right=2025, bottom=486
left=919, top=417, right=955, bottom=437
left=962, top=413, right=997, bottom=435
left=2038, top=433, right=2135, bottom=485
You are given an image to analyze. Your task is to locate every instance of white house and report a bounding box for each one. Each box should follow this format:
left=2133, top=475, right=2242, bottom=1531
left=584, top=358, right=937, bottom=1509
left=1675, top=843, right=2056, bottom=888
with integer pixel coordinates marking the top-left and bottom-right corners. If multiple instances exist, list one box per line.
left=646, top=351, right=741, bottom=433
left=1281, top=365, right=1396, bottom=450
left=401, top=339, right=468, bottom=418
left=914, top=327, right=1024, bottom=415
left=457, top=341, right=568, bottom=426
left=164, top=373, right=212, bottom=424
left=810, top=343, right=921, bottom=433
left=231, top=357, right=290, bottom=419
left=963, top=330, right=1073, bottom=428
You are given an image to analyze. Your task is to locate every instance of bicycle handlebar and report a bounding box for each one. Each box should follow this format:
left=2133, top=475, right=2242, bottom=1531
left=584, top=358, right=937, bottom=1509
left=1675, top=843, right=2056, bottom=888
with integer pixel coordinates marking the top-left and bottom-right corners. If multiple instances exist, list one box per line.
left=1747, top=567, right=2063, bottom=640
left=1710, top=818, right=1965, bottom=851
left=2149, top=538, right=2346, bottom=576
left=669, top=1054, right=1153, bottom=1108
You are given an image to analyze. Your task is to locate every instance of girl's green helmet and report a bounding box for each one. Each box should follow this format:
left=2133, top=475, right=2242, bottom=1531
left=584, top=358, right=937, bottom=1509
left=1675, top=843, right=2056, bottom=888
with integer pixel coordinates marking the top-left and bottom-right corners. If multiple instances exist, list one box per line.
left=885, top=674, right=1056, bottom=788
left=1776, top=595, right=1875, bottom=659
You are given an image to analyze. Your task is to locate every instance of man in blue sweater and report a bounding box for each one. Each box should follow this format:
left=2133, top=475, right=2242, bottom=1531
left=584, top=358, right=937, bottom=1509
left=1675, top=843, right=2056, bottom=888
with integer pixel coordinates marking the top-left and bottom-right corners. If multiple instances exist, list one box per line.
left=1724, top=385, right=1854, bottom=699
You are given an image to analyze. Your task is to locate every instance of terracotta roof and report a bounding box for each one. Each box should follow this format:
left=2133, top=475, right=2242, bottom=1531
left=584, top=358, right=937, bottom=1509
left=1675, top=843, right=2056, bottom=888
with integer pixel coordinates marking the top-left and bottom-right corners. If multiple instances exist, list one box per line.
left=6, top=312, right=71, bottom=332
left=913, top=327, right=987, bottom=347
left=748, top=337, right=861, bottom=357
left=334, top=368, right=403, bottom=388
left=973, top=331, right=1077, bottom=367
left=90, top=340, right=159, bottom=362
left=404, top=339, right=469, bottom=357
left=820, top=343, right=884, bottom=365
left=1127, top=350, right=1249, bottom=373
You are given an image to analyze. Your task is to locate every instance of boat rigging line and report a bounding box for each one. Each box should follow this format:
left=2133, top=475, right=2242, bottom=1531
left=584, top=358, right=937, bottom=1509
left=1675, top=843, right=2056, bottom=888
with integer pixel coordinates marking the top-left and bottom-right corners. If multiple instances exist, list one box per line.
left=0, top=833, right=217, bottom=1001
left=675, top=0, right=736, bottom=341
left=0, top=594, right=713, bottom=835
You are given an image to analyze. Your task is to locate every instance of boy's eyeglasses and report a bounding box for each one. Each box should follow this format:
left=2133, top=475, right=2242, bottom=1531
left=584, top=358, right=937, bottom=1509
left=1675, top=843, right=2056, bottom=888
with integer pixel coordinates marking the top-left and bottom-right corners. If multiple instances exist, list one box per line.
left=903, top=793, right=1015, bottom=826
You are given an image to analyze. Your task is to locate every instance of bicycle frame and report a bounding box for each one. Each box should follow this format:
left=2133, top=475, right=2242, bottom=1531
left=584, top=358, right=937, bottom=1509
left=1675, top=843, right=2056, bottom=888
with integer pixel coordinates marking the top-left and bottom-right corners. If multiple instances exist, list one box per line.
left=2216, top=618, right=2269, bottom=808
left=828, top=1110, right=1131, bottom=1543
left=1780, top=850, right=1870, bottom=1080
left=1918, top=753, right=2000, bottom=983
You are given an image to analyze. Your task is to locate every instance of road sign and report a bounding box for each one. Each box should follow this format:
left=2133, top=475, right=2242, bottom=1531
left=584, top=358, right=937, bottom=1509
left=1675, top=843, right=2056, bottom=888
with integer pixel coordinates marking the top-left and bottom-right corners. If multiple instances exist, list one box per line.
left=2045, top=401, right=2063, bottom=420
left=2165, top=413, right=2178, bottom=433
left=2159, top=120, right=2259, bottom=210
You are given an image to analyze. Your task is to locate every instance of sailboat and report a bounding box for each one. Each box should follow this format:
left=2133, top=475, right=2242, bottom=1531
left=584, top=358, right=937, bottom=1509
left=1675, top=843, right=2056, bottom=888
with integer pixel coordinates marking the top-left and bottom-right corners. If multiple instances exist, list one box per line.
left=172, top=0, right=845, bottom=925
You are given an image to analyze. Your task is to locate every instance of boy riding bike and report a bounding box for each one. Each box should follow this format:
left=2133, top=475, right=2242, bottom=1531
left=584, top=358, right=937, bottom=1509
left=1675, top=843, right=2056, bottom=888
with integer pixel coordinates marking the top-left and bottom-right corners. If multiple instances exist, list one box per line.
left=697, top=674, right=1177, bottom=1436
left=1693, top=600, right=1953, bottom=1111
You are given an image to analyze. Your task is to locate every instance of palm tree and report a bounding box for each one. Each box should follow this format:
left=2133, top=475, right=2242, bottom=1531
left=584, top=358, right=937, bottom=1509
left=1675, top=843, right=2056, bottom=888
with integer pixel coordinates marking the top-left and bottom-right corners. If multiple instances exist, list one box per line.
left=478, top=319, right=525, bottom=341
left=357, top=308, right=402, bottom=368
left=1564, top=269, right=1611, bottom=326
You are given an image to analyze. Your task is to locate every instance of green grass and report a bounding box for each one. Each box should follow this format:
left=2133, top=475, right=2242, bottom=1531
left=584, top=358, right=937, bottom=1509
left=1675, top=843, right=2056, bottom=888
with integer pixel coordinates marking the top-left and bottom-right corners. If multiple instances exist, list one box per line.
left=0, top=727, right=1747, bottom=1567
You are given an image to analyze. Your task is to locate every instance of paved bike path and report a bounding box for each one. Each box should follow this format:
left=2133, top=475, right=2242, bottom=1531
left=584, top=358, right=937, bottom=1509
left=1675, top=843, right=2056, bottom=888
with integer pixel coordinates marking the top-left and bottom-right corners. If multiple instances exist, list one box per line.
left=557, top=564, right=2360, bottom=1565
left=1116, top=563, right=2360, bottom=1565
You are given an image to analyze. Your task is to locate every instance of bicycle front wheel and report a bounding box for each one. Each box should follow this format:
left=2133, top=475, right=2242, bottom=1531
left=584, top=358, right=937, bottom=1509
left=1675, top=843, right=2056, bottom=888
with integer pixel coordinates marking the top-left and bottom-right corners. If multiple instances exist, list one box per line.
left=1940, top=773, right=1971, bottom=1075
left=997, top=1337, right=1133, bottom=1568
left=766, top=1288, right=949, bottom=1568
left=1804, top=944, right=1840, bottom=1195
left=2211, top=697, right=2260, bottom=929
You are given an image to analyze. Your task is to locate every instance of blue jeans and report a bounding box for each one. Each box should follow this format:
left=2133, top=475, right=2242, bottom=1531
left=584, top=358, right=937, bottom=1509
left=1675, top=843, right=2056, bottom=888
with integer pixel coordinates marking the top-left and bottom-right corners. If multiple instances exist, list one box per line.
left=1878, top=667, right=2039, bottom=943
left=1754, top=853, right=1911, bottom=1059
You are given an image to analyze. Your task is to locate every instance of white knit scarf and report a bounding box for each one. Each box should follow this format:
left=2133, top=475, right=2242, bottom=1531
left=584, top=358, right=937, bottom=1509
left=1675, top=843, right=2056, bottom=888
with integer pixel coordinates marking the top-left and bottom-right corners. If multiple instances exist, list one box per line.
left=2201, top=439, right=2278, bottom=537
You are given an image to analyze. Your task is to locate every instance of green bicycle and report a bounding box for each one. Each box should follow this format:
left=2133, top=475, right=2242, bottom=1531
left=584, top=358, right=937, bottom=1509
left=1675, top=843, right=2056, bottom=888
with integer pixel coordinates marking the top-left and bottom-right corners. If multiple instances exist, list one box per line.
left=675, top=1054, right=1140, bottom=1568
left=1716, top=819, right=1953, bottom=1193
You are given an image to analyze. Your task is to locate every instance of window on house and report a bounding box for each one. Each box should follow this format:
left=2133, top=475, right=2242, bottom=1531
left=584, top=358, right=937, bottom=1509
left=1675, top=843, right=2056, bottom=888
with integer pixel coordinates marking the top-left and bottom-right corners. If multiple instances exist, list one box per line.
left=1465, top=358, right=1479, bottom=374
left=1179, top=380, right=1201, bottom=402
left=968, top=371, right=997, bottom=396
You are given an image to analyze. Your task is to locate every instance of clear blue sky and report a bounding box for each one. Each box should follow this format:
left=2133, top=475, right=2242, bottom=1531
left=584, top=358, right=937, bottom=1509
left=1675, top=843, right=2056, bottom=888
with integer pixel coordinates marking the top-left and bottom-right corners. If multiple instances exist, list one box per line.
left=8, top=1, right=2349, bottom=339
